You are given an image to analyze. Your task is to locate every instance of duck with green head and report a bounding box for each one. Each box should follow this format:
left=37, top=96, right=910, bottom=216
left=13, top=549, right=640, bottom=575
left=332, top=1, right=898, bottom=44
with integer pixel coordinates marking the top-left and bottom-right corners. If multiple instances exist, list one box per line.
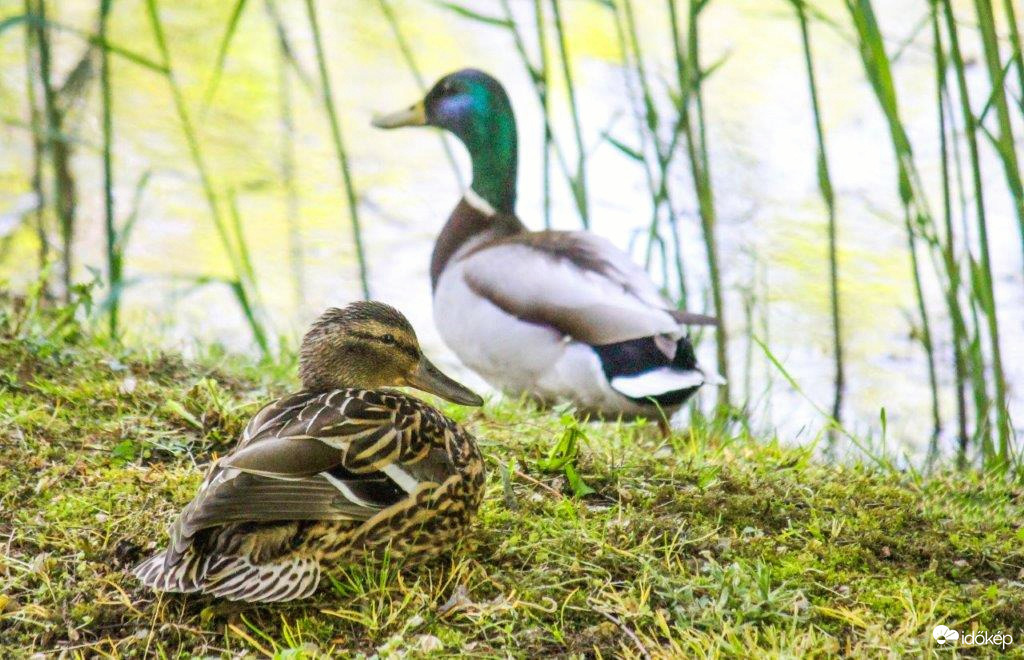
left=374, top=69, right=722, bottom=429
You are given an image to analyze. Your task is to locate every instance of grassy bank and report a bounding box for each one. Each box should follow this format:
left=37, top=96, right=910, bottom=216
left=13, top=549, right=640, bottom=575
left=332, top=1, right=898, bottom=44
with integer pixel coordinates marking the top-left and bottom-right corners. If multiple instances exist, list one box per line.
left=1, top=295, right=1023, bottom=657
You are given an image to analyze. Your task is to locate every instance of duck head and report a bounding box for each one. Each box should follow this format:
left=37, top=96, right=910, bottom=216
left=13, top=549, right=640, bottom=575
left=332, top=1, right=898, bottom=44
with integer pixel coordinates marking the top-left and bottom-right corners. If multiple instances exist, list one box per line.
left=373, top=68, right=518, bottom=214
left=299, top=301, right=483, bottom=406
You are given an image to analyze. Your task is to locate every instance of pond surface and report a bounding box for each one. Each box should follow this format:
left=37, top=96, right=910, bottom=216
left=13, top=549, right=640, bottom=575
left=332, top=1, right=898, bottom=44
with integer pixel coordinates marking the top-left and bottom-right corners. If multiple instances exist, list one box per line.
left=0, top=0, right=1020, bottom=462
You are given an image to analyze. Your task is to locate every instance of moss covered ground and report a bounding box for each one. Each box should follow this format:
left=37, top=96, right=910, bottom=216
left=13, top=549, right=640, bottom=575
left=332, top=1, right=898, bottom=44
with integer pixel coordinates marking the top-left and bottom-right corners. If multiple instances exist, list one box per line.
left=1, top=294, right=1023, bottom=657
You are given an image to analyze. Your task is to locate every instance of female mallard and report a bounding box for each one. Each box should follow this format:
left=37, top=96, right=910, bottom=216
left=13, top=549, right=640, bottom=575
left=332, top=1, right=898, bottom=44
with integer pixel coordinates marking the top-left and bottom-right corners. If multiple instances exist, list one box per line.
left=373, top=69, right=723, bottom=426
left=135, top=302, right=485, bottom=603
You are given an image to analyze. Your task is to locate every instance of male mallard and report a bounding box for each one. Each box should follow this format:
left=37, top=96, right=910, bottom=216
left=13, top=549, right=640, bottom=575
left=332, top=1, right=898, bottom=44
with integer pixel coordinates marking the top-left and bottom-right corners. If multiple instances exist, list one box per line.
left=134, top=302, right=485, bottom=603
left=373, top=69, right=723, bottom=426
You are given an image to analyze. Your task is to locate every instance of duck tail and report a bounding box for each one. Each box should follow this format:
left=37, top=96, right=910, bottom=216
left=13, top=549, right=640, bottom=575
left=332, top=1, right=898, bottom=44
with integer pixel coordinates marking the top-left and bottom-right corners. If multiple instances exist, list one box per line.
left=133, top=549, right=207, bottom=594
left=134, top=550, right=321, bottom=603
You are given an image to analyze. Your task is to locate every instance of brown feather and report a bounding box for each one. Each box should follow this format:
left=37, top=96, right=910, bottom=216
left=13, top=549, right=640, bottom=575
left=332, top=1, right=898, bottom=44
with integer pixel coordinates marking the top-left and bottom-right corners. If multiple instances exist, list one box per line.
left=430, top=198, right=524, bottom=288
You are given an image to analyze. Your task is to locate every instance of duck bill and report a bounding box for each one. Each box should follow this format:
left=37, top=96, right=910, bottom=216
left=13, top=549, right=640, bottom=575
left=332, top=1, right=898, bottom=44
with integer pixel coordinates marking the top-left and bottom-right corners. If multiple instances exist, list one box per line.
left=372, top=100, right=426, bottom=129
left=405, top=357, right=483, bottom=406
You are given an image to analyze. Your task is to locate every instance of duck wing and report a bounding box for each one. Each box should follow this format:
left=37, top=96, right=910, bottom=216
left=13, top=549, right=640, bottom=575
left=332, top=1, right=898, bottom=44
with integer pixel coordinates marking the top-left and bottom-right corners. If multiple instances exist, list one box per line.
left=169, top=390, right=457, bottom=549
left=458, top=231, right=716, bottom=346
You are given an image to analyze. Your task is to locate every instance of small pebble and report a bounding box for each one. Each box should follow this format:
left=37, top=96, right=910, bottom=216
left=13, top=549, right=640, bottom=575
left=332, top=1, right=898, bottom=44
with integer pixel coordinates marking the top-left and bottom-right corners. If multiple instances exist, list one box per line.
left=416, top=634, right=443, bottom=652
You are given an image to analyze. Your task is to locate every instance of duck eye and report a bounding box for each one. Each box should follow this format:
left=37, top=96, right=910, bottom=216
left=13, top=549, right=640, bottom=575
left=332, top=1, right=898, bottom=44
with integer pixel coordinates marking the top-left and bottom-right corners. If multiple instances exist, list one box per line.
left=381, top=333, right=396, bottom=345
left=440, top=80, right=456, bottom=96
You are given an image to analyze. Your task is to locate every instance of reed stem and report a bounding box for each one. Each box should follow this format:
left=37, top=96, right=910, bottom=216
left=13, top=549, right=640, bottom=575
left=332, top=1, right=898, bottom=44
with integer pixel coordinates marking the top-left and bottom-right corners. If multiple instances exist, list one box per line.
left=845, top=0, right=942, bottom=439
left=99, top=0, right=118, bottom=336
left=904, top=216, right=942, bottom=439
left=267, top=0, right=305, bottom=313
left=672, top=0, right=730, bottom=405
left=619, top=0, right=688, bottom=305
left=305, top=0, right=370, bottom=299
left=22, top=0, right=47, bottom=278
left=792, top=0, right=844, bottom=430
left=500, top=0, right=568, bottom=227
left=145, top=0, right=270, bottom=356
left=973, top=0, right=1024, bottom=282
left=33, top=0, right=70, bottom=299
left=1000, top=0, right=1024, bottom=112
left=941, top=0, right=1011, bottom=464
left=929, top=1, right=969, bottom=456
left=549, top=0, right=589, bottom=228
left=533, top=0, right=552, bottom=228
left=945, top=75, right=992, bottom=452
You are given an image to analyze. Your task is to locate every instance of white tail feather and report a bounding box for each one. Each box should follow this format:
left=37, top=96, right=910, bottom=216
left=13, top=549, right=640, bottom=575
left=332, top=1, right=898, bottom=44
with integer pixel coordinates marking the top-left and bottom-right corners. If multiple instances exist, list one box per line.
left=134, top=551, right=204, bottom=594
left=133, top=550, right=320, bottom=603
left=610, top=368, right=706, bottom=398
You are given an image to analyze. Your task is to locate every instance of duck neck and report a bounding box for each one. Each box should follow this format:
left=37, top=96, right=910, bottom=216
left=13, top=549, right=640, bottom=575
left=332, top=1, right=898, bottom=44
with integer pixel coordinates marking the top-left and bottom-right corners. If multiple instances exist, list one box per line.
left=298, top=357, right=349, bottom=393
left=431, top=102, right=523, bottom=289
left=467, top=119, right=517, bottom=215
left=448, top=93, right=517, bottom=215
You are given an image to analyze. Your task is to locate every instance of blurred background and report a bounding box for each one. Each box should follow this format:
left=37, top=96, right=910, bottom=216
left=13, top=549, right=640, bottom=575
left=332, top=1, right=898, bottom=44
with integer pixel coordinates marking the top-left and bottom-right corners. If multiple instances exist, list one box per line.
left=0, top=0, right=1021, bottom=469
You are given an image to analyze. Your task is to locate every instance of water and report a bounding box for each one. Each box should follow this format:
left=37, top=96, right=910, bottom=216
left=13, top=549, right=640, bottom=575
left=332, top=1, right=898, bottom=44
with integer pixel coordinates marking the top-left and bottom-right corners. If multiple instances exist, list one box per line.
left=0, top=0, right=1020, bottom=462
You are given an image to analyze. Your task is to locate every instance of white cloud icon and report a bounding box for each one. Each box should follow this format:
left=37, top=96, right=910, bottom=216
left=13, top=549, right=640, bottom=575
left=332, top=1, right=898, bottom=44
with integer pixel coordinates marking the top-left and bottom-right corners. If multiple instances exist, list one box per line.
left=933, top=625, right=959, bottom=645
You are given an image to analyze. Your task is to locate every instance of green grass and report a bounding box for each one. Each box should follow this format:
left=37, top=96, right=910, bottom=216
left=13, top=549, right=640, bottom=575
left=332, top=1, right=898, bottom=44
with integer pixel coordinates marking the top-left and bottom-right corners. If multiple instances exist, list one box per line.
left=1, top=295, right=1023, bottom=657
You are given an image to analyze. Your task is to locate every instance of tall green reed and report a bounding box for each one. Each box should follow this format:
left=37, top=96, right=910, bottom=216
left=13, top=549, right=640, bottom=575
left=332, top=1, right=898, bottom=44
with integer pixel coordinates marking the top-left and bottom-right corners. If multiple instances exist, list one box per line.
left=532, top=0, right=553, bottom=228
left=670, top=0, right=730, bottom=405
left=614, top=0, right=689, bottom=305
left=940, top=0, right=1011, bottom=464
left=98, top=0, right=116, bottom=335
left=32, top=0, right=71, bottom=300
left=497, top=0, right=574, bottom=229
left=1000, top=0, right=1024, bottom=108
left=22, top=0, right=47, bottom=278
left=549, top=0, right=589, bottom=228
left=304, top=0, right=370, bottom=300
left=269, top=0, right=305, bottom=313
left=264, top=0, right=309, bottom=312
left=937, top=20, right=992, bottom=457
left=790, top=0, right=845, bottom=432
left=201, top=0, right=248, bottom=116
left=972, top=0, right=1024, bottom=277
left=497, top=0, right=555, bottom=227
left=929, top=0, right=969, bottom=456
left=144, top=0, right=270, bottom=356
left=844, top=0, right=942, bottom=439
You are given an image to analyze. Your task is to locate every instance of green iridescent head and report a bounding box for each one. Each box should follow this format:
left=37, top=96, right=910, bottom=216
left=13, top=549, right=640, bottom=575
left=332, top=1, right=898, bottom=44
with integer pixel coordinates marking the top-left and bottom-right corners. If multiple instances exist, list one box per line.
left=373, top=69, right=518, bottom=214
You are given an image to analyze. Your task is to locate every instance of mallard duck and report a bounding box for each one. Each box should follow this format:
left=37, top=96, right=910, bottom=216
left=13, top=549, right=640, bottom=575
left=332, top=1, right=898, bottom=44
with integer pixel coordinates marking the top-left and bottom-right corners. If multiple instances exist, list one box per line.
left=372, top=68, right=723, bottom=427
left=134, top=302, right=485, bottom=603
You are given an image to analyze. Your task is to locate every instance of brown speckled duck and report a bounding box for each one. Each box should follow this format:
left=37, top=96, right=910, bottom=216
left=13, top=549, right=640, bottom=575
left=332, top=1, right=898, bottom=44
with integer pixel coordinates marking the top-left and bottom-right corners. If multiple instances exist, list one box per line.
left=135, top=302, right=485, bottom=603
